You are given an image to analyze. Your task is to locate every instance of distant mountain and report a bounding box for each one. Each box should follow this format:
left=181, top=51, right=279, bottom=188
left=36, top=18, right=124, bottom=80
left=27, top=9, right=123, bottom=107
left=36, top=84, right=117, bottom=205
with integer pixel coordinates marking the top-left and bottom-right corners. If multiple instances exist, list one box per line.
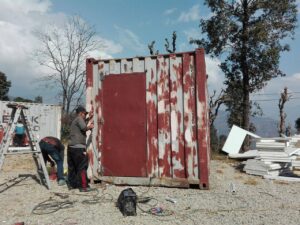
left=214, top=111, right=280, bottom=138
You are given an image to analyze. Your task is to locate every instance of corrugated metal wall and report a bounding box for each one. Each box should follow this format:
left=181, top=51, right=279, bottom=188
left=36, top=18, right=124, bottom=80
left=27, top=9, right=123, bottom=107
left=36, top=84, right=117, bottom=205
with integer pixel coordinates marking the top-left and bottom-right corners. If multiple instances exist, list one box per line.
left=0, top=101, right=62, bottom=142
left=86, top=49, right=210, bottom=189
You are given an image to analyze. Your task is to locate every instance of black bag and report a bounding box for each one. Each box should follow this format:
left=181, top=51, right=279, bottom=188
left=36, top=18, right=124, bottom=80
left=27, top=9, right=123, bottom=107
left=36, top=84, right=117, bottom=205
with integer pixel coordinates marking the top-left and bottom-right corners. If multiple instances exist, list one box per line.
left=117, top=188, right=137, bottom=216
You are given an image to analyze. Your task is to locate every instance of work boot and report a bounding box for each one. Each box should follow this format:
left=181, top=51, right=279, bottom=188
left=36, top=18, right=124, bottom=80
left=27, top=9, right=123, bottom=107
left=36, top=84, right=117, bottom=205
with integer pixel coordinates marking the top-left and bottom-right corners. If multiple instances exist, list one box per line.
left=58, top=179, right=66, bottom=186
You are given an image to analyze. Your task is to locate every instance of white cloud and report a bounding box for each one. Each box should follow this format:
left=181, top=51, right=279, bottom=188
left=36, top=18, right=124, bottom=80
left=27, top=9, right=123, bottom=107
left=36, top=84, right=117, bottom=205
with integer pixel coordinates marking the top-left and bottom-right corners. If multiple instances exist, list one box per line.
left=87, top=38, right=123, bottom=60
left=163, top=8, right=177, bottom=15
left=249, top=72, right=300, bottom=123
left=205, top=57, right=224, bottom=92
left=256, top=73, right=300, bottom=95
left=0, top=0, right=51, bottom=14
left=178, top=5, right=201, bottom=22
left=114, top=25, right=146, bottom=55
left=183, top=28, right=201, bottom=41
left=0, top=0, right=123, bottom=102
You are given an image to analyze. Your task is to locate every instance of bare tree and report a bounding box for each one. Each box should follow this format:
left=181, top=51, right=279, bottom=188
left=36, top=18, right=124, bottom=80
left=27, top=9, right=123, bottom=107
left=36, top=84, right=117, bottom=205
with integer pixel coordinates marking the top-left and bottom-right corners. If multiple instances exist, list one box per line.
left=278, top=87, right=291, bottom=136
left=35, top=15, right=102, bottom=114
left=209, top=89, right=225, bottom=127
left=148, top=31, right=177, bottom=56
left=147, top=41, right=159, bottom=55
left=165, top=31, right=177, bottom=53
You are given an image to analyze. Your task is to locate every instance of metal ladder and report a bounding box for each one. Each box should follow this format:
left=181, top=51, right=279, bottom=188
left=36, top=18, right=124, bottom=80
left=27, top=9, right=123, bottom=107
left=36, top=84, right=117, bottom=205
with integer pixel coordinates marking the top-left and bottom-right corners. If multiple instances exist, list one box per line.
left=0, top=103, right=51, bottom=189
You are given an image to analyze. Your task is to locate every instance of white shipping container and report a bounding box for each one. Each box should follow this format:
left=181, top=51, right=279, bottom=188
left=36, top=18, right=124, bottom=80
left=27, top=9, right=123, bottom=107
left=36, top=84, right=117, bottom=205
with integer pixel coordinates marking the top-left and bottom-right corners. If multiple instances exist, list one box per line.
left=0, top=101, right=62, bottom=142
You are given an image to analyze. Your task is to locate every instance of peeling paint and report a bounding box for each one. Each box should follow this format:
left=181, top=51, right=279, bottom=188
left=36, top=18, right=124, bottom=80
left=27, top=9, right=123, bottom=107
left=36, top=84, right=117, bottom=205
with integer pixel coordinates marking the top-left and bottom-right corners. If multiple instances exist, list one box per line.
left=86, top=49, right=210, bottom=189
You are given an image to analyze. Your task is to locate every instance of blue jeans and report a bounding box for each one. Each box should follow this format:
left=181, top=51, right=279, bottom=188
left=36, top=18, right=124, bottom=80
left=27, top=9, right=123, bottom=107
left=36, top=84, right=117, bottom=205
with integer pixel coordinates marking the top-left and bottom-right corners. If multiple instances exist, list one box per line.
left=39, top=141, right=64, bottom=181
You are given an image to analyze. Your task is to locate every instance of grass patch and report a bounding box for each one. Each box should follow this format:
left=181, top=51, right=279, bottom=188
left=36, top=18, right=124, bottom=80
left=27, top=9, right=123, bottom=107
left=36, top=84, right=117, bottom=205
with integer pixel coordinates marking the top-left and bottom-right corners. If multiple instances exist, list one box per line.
left=216, top=169, right=223, bottom=174
left=210, top=151, right=237, bottom=164
left=244, top=177, right=258, bottom=185
left=234, top=175, right=243, bottom=180
left=274, top=180, right=289, bottom=185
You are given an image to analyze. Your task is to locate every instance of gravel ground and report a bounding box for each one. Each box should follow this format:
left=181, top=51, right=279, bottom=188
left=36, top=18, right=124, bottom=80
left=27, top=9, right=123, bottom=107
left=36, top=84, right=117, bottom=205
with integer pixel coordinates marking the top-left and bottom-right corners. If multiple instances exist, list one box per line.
left=0, top=155, right=299, bottom=225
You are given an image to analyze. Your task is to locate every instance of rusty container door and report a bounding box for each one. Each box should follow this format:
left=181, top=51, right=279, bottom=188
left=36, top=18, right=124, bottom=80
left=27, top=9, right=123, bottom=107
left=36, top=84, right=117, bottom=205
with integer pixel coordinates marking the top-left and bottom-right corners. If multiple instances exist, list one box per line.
left=102, top=73, right=147, bottom=177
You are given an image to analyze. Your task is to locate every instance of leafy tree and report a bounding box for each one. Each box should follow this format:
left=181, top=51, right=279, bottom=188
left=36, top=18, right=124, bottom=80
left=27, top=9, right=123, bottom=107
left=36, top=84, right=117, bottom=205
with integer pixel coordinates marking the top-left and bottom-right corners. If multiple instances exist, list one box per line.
left=295, top=118, right=300, bottom=134
left=191, top=0, right=297, bottom=149
left=35, top=15, right=102, bottom=115
left=14, top=97, right=33, bottom=103
left=14, top=96, right=43, bottom=103
left=34, top=96, right=43, bottom=103
left=0, top=71, right=11, bottom=101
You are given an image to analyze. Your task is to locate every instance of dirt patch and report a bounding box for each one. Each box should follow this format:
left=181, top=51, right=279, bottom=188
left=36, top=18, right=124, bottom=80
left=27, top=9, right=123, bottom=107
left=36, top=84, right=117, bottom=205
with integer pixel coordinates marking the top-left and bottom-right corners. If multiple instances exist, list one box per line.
left=0, top=159, right=300, bottom=225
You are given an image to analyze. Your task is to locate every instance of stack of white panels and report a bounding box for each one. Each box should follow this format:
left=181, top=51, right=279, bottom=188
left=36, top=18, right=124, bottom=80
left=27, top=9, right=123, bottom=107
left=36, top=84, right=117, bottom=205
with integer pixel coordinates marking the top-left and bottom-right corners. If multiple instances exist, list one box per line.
left=258, top=147, right=299, bottom=163
left=243, top=159, right=283, bottom=176
left=243, top=139, right=300, bottom=177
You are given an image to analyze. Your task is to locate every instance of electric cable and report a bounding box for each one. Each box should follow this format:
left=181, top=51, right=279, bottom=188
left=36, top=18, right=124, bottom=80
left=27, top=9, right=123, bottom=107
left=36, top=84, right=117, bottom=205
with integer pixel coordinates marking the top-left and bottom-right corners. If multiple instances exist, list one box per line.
left=82, top=193, right=114, bottom=205
left=32, top=188, right=114, bottom=215
left=32, top=197, right=75, bottom=215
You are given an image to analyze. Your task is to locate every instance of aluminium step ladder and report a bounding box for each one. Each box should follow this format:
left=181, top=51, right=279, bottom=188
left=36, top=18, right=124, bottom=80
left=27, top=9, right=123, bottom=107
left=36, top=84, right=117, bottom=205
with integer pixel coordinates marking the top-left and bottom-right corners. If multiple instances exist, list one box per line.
left=0, top=103, right=51, bottom=189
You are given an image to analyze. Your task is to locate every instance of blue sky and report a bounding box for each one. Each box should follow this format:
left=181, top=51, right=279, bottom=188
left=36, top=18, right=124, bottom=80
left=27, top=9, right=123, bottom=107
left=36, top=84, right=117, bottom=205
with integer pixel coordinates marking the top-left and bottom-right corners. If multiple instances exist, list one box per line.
left=51, top=0, right=209, bottom=58
left=0, top=0, right=300, bottom=124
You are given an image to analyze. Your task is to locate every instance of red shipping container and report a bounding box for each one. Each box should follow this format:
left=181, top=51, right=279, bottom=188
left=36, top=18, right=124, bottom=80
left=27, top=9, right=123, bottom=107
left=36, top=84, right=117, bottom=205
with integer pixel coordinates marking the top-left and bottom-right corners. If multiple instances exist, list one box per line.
left=86, top=49, right=210, bottom=189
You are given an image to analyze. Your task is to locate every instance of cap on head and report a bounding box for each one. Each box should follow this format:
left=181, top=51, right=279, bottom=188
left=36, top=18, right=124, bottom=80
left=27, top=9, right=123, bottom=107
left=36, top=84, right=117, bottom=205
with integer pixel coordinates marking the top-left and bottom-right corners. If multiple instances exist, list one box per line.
left=76, top=106, right=87, bottom=114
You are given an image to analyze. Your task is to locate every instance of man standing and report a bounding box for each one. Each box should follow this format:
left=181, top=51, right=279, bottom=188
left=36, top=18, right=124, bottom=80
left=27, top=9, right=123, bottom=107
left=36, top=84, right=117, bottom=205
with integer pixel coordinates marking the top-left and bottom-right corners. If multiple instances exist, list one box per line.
left=39, top=136, right=66, bottom=185
left=67, top=106, right=94, bottom=192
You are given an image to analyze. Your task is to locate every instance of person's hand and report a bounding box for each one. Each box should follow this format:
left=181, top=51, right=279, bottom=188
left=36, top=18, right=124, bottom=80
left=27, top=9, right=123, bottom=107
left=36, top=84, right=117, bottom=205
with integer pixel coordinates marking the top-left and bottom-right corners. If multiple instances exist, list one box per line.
left=89, top=111, right=94, bottom=118
left=87, top=122, right=94, bottom=130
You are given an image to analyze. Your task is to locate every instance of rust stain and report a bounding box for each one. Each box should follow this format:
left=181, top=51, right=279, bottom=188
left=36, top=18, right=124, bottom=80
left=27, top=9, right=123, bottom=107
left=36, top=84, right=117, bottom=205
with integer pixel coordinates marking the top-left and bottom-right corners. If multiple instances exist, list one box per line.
left=146, top=67, right=158, bottom=177
left=86, top=59, right=94, bottom=88
left=88, top=50, right=209, bottom=188
left=182, top=53, right=198, bottom=179
left=146, top=100, right=158, bottom=175
left=170, top=60, right=185, bottom=178
left=157, top=57, right=171, bottom=177
left=195, top=49, right=209, bottom=189
left=87, top=150, right=94, bottom=165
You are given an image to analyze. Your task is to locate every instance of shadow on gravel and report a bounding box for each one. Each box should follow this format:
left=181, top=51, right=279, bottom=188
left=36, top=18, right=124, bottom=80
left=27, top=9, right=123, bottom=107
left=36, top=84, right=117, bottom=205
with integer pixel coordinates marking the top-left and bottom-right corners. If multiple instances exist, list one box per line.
left=0, top=174, right=39, bottom=193
left=234, top=163, right=245, bottom=172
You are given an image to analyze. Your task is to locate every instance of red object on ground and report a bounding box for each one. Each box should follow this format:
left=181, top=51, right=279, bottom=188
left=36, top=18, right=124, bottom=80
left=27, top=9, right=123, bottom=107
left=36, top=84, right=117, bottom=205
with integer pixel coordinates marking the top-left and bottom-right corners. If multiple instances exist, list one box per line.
left=49, top=167, right=57, bottom=180
left=0, top=128, right=3, bottom=143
